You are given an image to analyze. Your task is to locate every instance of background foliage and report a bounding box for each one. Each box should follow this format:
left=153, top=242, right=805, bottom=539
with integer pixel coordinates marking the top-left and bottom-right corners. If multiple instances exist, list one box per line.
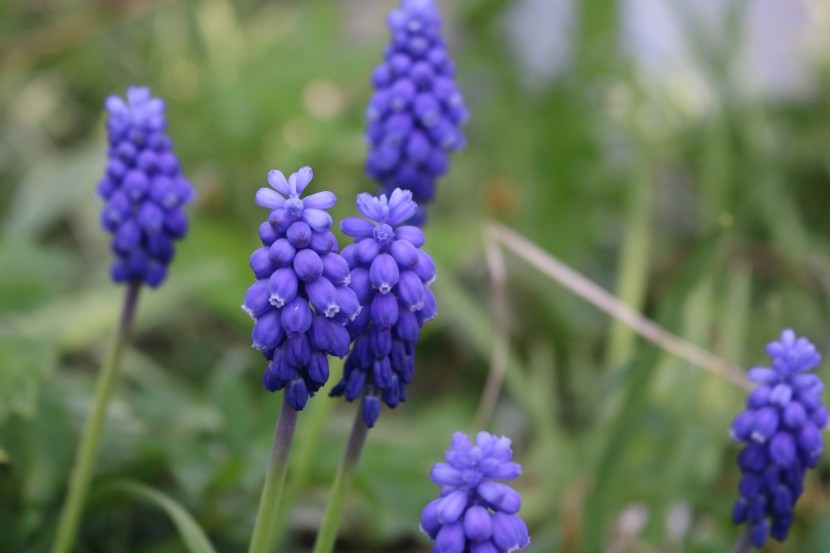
left=2, top=0, right=830, bottom=551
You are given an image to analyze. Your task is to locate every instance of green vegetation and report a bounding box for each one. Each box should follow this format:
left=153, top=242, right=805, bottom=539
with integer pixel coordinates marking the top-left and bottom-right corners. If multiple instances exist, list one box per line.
left=2, top=1, right=830, bottom=552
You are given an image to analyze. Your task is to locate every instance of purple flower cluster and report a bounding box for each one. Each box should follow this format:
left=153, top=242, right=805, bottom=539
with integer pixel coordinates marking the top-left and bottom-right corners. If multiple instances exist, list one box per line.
left=98, top=87, right=194, bottom=287
left=731, top=329, right=827, bottom=546
left=243, top=167, right=360, bottom=410
left=365, top=0, right=468, bottom=224
left=421, top=432, right=530, bottom=553
left=329, top=189, right=436, bottom=427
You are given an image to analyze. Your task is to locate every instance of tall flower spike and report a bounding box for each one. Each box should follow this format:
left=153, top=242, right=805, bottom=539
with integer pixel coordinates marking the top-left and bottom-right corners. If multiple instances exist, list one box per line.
left=421, top=431, right=530, bottom=553
left=730, top=329, right=827, bottom=547
left=98, top=86, right=194, bottom=287
left=243, top=167, right=359, bottom=410
left=365, top=0, right=468, bottom=225
left=329, top=189, right=436, bottom=427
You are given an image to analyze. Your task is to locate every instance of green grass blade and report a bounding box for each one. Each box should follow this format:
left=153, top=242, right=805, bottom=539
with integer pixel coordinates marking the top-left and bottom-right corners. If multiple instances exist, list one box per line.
left=99, top=479, right=217, bottom=553
left=579, top=226, right=728, bottom=553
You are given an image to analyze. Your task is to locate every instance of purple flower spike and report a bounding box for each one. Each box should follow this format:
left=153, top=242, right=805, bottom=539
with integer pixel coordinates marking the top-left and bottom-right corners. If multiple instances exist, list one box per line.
left=365, top=0, right=468, bottom=225
left=99, top=87, right=194, bottom=287
left=421, top=432, right=530, bottom=553
left=329, top=189, right=436, bottom=427
left=243, top=167, right=355, bottom=411
left=731, top=329, right=826, bottom=547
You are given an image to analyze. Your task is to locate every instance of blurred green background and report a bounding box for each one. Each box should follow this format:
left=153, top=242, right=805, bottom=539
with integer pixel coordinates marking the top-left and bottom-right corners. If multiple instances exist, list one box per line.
left=3, top=0, right=830, bottom=551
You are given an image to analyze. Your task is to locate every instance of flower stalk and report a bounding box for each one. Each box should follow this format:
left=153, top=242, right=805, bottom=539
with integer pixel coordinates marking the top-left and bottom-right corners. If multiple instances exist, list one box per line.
left=244, top=166, right=354, bottom=551
left=270, top=357, right=345, bottom=547
left=311, top=397, right=370, bottom=553
left=51, top=281, right=142, bottom=553
left=247, top=396, right=299, bottom=553
left=731, top=527, right=752, bottom=553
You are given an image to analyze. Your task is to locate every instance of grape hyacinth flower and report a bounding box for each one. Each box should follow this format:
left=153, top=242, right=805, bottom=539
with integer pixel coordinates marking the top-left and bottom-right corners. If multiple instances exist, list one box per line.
left=329, top=189, right=436, bottom=427
left=421, top=431, right=530, bottom=553
left=243, top=167, right=360, bottom=410
left=365, top=0, right=468, bottom=224
left=98, top=86, right=194, bottom=287
left=730, top=329, right=827, bottom=547
left=52, top=87, right=193, bottom=553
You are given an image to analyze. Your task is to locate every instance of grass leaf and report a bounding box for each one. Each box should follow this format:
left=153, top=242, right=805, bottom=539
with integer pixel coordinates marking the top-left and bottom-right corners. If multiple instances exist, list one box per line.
left=99, top=479, right=217, bottom=553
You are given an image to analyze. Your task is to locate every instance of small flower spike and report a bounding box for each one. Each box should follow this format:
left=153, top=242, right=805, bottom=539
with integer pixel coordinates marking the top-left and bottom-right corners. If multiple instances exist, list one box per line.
left=365, top=0, right=468, bottom=224
left=98, top=87, right=194, bottom=287
left=329, top=189, right=436, bottom=427
left=731, top=329, right=827, bottom=547
left=421, top=431, right=530, bottom=553
left=243, top=167, right=359, bottom=410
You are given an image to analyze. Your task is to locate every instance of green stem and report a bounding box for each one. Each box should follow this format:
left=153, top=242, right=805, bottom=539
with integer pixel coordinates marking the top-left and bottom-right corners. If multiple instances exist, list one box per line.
left=51, top=281, right=142, bottom=553
left=247, top=396, right=299, bottom=553
left=311, top=398, right=370, bottom=553
left=731, top=527, right=752, bottom=553
left=271, top=357, right=345, bottom=548
left=604, top=152, right=654, bottom=368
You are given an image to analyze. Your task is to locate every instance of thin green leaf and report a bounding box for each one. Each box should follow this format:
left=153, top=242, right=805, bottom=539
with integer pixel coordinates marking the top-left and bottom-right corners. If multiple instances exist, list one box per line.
left=99, top=479, right=217, bottom=553
left=580, top=225, right=728, bottom=553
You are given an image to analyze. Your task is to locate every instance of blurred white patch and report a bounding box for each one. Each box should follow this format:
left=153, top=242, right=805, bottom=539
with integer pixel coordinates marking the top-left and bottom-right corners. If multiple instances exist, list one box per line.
left=665, top=501, right=692, bottom=542
left=621, top=0, right=722, bottom=75
left=740, top=0, right=813, bottom=99
left=608, top=503, right=650, bottom=553
left=501, top=0, right=576, bottom=91
left=621, top=0, right=823, bottom=107
left=617, top=502, right=649, bottom=536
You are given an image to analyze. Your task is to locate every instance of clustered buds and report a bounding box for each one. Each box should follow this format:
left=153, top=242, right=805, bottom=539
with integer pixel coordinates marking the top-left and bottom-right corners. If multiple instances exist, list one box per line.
left=329, top=189, right=436, bottom=427
left=365, top=0, right=468, bottom=224
left=98, top=87, right=194, bottom=287
left=421, top=432, right=530, bottom=553
left=242, top=167, right=360, bottom=410
left=731, top=329, right=827, bottom=546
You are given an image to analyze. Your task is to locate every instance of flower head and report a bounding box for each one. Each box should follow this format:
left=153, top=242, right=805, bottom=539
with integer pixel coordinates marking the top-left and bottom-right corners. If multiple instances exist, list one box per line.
left=421, top=431, right=530, bottom=553
left=731, top=329, right=827, bottom=546
left=98, top=87, right=194, bottom=287
left=243, top=167, right=360, bottom=410
left=365, top=0, right=468, bottom=224
left=329, top=189, right=436, bottom=427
